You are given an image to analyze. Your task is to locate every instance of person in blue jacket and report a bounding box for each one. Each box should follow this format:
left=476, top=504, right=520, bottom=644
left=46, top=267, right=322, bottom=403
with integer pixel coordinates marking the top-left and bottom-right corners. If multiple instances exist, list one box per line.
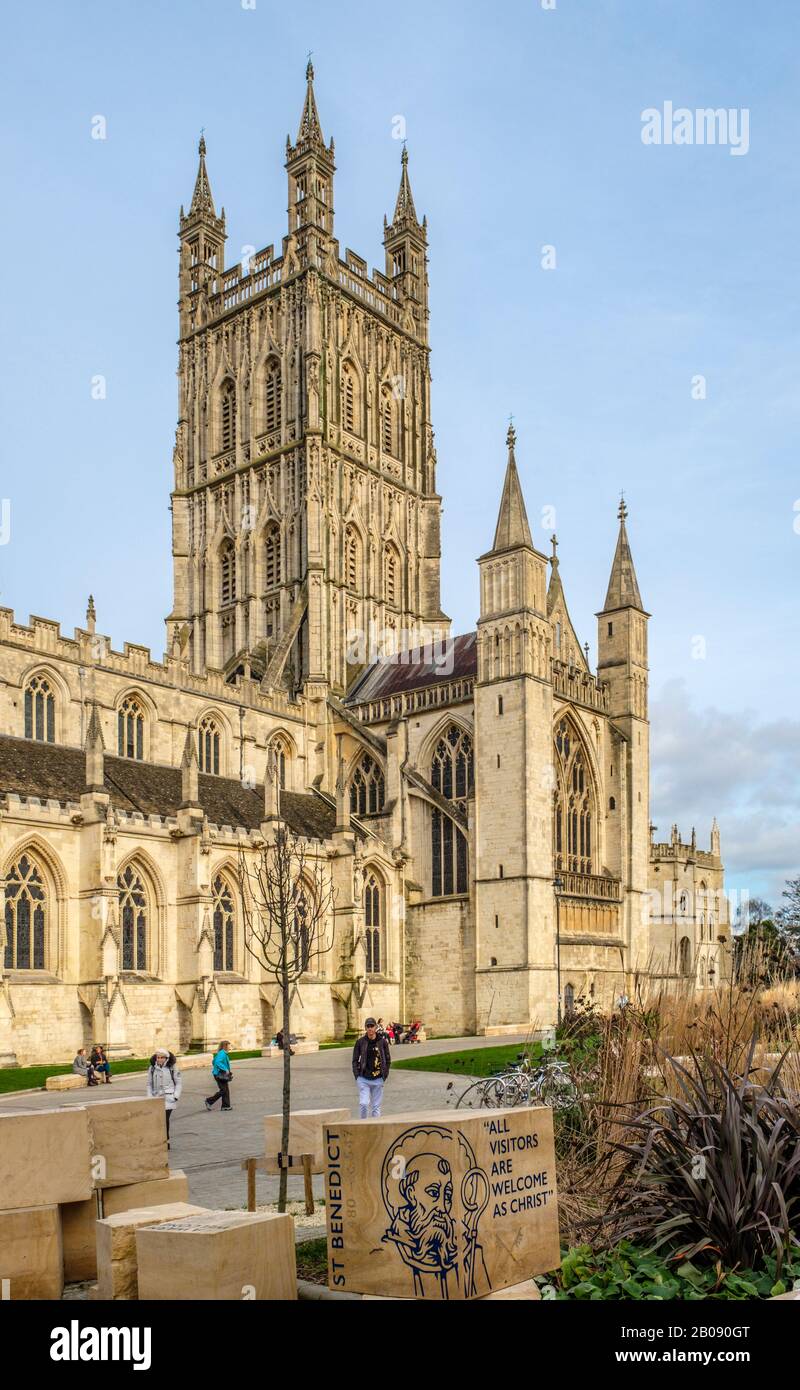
left=205, top=1040, right=233, bottom=1112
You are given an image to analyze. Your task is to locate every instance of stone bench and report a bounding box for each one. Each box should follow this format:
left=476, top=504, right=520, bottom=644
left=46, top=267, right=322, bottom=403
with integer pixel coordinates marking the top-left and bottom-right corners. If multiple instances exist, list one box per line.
left=45, top=1073, right=87, bottom=1092
left=262, top=1040, right=319, bottom=1057
left=175, top=1053, right=213, bottom=1071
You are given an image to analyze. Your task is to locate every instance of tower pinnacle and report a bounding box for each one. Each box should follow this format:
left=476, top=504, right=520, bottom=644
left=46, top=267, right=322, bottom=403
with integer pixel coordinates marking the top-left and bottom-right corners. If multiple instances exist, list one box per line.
left=491, top=425, right=533, bottom=552
left=602, top=496, right=644, bottom=612
left=189, top=133, right=218, bottom=220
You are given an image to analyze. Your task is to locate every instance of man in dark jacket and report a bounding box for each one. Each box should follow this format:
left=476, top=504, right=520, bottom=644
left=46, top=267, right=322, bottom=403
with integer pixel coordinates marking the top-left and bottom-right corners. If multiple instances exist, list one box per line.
left=352, top=1017, right=391, bottom=1118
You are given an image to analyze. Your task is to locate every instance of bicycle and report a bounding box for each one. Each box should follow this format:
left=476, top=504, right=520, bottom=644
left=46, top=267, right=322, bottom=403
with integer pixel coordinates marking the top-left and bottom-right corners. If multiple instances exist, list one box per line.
left=448, top=1051, right=577, bottom=1111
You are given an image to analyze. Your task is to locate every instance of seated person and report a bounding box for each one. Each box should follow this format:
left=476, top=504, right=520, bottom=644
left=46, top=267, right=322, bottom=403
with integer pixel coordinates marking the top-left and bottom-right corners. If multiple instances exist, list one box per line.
left=72, top=1048, right=98, bottom=1086
left=91, top=1044, right=112, bottom=1083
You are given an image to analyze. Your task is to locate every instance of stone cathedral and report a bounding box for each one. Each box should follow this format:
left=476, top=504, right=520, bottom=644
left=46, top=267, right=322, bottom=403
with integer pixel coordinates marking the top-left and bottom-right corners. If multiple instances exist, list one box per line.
left=0, top=67, right=729, bottom=1065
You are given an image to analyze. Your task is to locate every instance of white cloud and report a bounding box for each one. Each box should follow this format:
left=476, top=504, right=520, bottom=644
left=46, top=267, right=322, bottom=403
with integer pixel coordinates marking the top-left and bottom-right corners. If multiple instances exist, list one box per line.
left=650, top=679, right=800, bottom=906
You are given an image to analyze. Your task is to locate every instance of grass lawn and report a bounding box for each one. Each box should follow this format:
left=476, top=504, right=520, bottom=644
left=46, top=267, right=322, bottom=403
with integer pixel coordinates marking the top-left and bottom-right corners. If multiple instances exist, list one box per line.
left=0, top=1049, right=263, bottom=1095
left=296, top=1236, right=329, bottom=1285
left=392, top=1041, right=543, bottom=1078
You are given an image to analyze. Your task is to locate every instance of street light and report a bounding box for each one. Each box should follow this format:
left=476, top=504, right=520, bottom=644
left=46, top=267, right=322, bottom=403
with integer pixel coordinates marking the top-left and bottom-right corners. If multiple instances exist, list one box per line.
left=554, top=874, right=563, bottom=1028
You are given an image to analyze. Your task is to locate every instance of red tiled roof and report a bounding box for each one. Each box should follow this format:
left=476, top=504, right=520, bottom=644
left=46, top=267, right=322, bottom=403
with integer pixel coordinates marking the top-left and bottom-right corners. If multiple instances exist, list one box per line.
left=346, top=632, right=477, bottom=703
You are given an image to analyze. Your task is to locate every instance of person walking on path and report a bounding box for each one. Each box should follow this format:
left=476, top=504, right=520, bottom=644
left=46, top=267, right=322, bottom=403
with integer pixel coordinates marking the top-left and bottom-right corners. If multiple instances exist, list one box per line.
left=352, top=1017, right=391, bottom=1118
left=205, top=1040, right=233, bottom=1112
left=146, top=1047, right=182, bottom=1147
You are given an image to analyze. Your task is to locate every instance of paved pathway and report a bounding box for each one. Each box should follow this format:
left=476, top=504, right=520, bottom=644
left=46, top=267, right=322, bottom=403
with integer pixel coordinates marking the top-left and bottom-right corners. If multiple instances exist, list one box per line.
left=1, top=1034, right=528, bottom=1211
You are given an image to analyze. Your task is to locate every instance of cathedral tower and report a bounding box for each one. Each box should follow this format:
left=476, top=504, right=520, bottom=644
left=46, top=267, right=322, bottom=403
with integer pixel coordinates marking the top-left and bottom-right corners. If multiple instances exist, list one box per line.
left=597, top=499, right=651, bottom=973
left=167, top=65, right=448, bottom=692
left=473, top=427, right=557, bottom=1028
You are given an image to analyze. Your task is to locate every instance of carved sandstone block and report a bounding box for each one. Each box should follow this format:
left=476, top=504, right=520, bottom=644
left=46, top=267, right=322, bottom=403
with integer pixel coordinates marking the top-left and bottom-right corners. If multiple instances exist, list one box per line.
left=0, top=1107, right=92, bottom=1211
left=136, top=1210, right=297, bottom=1301
left=324, top=1106, right=560, bottom=1300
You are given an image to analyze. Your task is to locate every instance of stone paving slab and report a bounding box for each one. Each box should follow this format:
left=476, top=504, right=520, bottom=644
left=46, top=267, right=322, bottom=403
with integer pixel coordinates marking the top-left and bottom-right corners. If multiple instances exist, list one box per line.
left=0, top=1035, right=528, bottom=1210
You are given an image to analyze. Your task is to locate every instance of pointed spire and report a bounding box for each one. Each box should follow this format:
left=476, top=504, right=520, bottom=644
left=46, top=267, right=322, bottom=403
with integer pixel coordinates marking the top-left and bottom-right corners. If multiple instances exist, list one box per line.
left=491, top=424, right=533, bottom=552
left=85, top=702, right=105, bottom=791
left=189, top=133, right=218, bottom=219
left=180, top=724, right=199, bottom=807
left=547, top=532, right=564, bottom=613
left=86, top=594, right=96, bottom=634
left=393, top=145, right=418, bottom=224
left=602, top=495, right=644, bottom=612
left=293, top=57, right=327, bottom=150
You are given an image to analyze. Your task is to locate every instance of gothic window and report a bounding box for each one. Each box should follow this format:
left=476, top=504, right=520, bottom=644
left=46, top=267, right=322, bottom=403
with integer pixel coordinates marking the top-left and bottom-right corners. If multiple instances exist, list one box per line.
left=4, top=854, right=47, bottom=970
left=364, top=871, right=385, bottom=975
left=385, top=545, right=399, bottom=608
left=553, top=718, right=595, bottom=875
left=293, top=883, right=311, bottom=974
left=679, top=892, right=688, bottom=913
left=350, top=754, right=385, bottom=817
left=220, top=543, right=236, bottom=606
left=564, top=983, right=576, bottom=1015
left=264, top=524, right=281, bottom=590
left=265, top=358, right=282, bottom=433
left=345, top=525, right=362, bottom=592
left=342, top=362, right=358, bottom=434
left=430, top=725, right=472, bottom=897
left=118, top=864, right=149, bottom=972
left=220, top=380, right=236, bottom=452
left=198, top=715, right=221, bottom=776
left=24, top=674, right=55, bottom=743
left=381, top=391, right=395, bottom=455
left=212, top=873, right=235, bottom=972
left=118, top=695, right=145, bottom=761
left=268, top=735, right=290, bottom=790
left=677, top=936, right=691, bottom=975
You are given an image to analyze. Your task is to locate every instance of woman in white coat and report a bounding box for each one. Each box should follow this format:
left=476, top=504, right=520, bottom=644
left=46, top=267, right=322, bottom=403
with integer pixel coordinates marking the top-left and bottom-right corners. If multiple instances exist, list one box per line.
left=146, top=1047, right=182, bottom=1147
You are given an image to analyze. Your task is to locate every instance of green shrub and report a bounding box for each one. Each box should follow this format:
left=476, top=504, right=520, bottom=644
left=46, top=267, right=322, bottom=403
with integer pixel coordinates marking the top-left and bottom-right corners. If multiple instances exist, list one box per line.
left=604, top=1039, right=800, bottom=1273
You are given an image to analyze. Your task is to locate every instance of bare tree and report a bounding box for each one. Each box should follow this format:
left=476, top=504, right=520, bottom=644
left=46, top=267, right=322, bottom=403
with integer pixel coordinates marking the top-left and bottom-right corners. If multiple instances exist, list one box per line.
left=238, top=825, right=336, bottom=1211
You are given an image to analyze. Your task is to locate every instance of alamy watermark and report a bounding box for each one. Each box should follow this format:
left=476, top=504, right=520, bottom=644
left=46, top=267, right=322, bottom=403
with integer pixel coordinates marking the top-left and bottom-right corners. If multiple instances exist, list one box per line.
left=641, top=102, right=750, bottom=156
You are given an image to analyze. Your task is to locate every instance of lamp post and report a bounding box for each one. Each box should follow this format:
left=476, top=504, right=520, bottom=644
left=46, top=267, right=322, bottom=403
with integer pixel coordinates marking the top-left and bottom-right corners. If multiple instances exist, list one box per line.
left=554, top=874, right=563, bottom=1028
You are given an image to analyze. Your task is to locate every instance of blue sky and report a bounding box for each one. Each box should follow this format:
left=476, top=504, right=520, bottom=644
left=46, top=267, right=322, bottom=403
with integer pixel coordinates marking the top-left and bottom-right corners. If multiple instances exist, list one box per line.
left=1, top=0, right=798, bottom=904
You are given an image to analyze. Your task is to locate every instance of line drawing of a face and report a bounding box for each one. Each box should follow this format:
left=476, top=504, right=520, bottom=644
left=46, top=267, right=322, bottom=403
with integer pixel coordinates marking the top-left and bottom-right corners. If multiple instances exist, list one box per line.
left=380, top=1124, right=490, bottom=1299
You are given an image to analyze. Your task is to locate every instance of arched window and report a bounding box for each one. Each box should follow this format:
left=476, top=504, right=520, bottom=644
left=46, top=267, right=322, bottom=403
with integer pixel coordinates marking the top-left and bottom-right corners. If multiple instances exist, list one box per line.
left=118, top=864, right=148, bottom=972
left=4, top=853, right=47, bottom=970
left=268, top=735, right=290, bottom=790
left=350, top=754, right=385, bottom=816
left=118, top=695, right=145, bottom=761
left=345, top=525, right=361, bottom=592
left=679, top=936, right=692, bottom=976
left=381, top=391, right=395, bottom=455
left=212, top=873, right=235, bottom=972
left=342, top=361, right=359, bottom=434
left=553, top=717, right=594, bottom=875
left=293, top=882, right=311, bottom=974
left=220, top=542, right=236, bottom=606
left=385, top=545, right=399, bottom=608
left=24, top=674, right=56, bottom=743
left=220, top=379, right=236, bottom=452
left=698, top=881, right=707, bottom=941
left=431, top=725, right=472, bottom=897
left=265, top=358, right=281, bottom=433
left=198, top=715, right=221, bottom=776
left=564, top=982, right=576, bottom=1015
left=264, top=524, right=281, bottom=591
left=679, top=892, right=688, bottom=913
left=364, top=871, right=385, bottom=975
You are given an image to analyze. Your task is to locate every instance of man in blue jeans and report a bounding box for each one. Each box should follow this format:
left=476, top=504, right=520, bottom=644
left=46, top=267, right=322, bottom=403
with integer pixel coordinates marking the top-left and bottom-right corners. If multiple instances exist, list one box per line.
left=352, top=1017, right=391, bottom=1118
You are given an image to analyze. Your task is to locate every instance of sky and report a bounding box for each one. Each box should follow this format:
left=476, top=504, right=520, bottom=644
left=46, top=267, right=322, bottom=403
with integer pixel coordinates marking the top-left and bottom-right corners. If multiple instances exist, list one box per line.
left=1, top=0, right=798, bottom=906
